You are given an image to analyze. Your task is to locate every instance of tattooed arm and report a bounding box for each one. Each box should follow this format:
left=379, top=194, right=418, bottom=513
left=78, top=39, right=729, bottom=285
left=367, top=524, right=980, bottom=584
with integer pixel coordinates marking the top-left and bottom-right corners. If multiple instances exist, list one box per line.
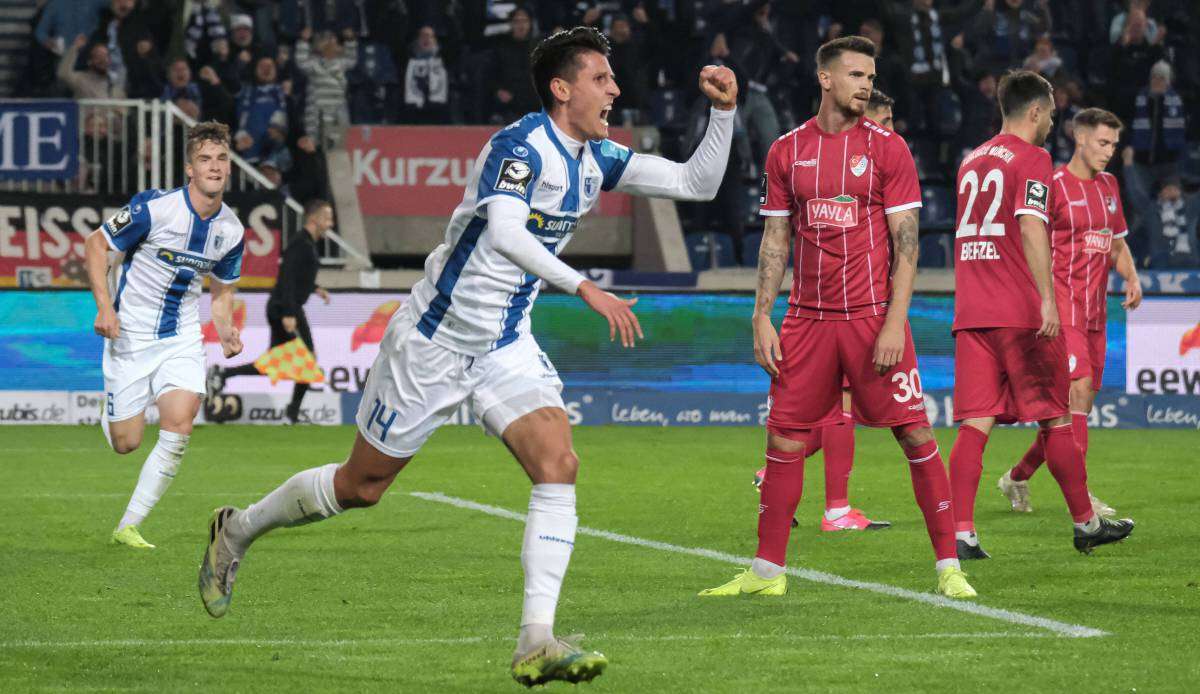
left=876, top=207, right=920, bottom=374
left=753, top=215, right=792, bottom=377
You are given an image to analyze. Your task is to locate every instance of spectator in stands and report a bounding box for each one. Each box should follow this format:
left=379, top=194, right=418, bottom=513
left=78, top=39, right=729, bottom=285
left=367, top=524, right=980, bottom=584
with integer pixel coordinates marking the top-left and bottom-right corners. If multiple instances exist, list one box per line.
left=92, top=0, right=150, bottom=94
left=1110, top=0, right=1162, bottom=44
left=161, top=57, right=236, bottom=126
left=728, top=1, right=799, bottom=168
left=1046, top=79, right=1083, bottom=166
left=236, top=56, right=289, bottom=162
left=1125, top=148, right=1200, bottom=268
left=184, top=0, right=229, bottom=69
left=967, top=0, right=1051, bottom=75
left=606, top=14, right=650, bottom=125
left=1023, top=34, right=1065, bottom=80
left=295, top=27, right=358, bottom=145
left=1131, top=60, right=1187, bottom=183
left=36, top=0, right=108, bottom=58
left=401, top=26, right=449, bottom=124
left=882, top=0, right=982, bottom=135
left=256, top=113, right=295, bottom=188
left=859, top=19, right=909, bottom=129
left=1111, top=5, right=1166, bottom=125
left=229, top=14, right=262, bottom=84
left=957, top=71, right=1000, bottom=160
left=208, top=39, right=245, bottom=96
left=488, top=6, right=540, bottom=124
left=57, top=35, right=125, bottom=99
left=280, top=0, right=365, bottom=41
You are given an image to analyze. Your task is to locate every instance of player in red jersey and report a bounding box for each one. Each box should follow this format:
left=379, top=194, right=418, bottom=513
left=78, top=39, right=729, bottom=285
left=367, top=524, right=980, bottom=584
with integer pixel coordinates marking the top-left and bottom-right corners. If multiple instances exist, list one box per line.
left=701, top=38, right=975, bottom=599
left=998, top=108, right=1143, bottom=516
left=749, top=90, right=900, bottom=533
left=948, top=72, right=1135, bottom=559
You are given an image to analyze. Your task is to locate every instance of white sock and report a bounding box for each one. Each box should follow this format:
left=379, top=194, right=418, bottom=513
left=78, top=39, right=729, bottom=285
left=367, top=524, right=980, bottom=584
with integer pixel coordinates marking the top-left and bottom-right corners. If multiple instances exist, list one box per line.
left=955, top=530, right=978, bottom=546
left=824, top=505, right=851, bottom=521
left=750, top=557, right=785, bottom=579
left=936, top=558, right=961, bottom=572
left=518, top=484, right=577, bottom=654
left=100, top=410, right=114, bottom=449
left=225, top=463, right=342, bottom=555
left=117, top=430, right=187, bottom=529
left=1074, top=514, right=1100, bottom=533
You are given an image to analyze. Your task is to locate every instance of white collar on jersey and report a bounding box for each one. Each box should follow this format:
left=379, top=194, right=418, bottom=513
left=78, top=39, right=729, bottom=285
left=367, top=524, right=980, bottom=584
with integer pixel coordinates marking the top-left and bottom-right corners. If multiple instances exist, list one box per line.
left=545, top=113, right=585, bottom=159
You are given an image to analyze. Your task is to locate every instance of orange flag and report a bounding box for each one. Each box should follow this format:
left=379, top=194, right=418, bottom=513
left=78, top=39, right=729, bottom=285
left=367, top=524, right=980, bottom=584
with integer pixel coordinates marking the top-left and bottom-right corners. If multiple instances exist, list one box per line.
left=254, top=338, right=325, bottom=385
left=1181, top=322, right=1200, bottom=356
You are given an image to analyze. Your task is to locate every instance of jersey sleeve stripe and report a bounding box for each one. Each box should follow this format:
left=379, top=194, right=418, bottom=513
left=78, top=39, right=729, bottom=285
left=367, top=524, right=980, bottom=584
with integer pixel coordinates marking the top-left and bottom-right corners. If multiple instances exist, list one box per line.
left=883, top=201, right=922, bottom=214
left=1015, top=208, right=1050, bottom=223
left=759, top=209, right=791, bottom=216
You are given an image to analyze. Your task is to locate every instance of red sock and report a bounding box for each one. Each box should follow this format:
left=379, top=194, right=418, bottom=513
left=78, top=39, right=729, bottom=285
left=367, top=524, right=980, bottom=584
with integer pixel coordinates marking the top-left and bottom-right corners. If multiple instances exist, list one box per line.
left=1072, top=412, right=1089, bottom=459
left=823, top=416, right=854, bottom=509
left=904, top=439, right=957, bottom=561
left=1041, top=425, right=1093, bottom=523
left=755, top=449, right=805, bottom=566
left=1010, top=435, right=1044, bottom=482
left=949, top=425, right=989, bottom=533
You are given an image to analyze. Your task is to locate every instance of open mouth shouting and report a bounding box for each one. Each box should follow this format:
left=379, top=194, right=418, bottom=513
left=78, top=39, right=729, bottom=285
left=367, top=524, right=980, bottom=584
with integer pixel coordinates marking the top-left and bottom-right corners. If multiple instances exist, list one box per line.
left=600, top=104, right=612, bottom=127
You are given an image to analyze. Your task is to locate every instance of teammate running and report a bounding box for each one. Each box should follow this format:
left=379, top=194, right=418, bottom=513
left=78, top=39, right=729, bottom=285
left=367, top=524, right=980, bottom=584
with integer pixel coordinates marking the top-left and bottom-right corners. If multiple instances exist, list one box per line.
left=749, top=89, right=900, bottom=533
left=197, top=27, right=736, bottom=687
left=998, top=107, right=1142, bottom=515
left=701, top=37, right=974, bottom=600
left=947, top=72, right=1134, bottom=560
left=84, top=121, right=245, bottom=549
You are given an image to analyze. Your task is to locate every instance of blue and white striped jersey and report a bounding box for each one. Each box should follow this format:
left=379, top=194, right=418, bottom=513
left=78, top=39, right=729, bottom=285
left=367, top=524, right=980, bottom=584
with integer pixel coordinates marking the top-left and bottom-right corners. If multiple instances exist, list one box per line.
left=101, top=187, right=244, bottom=341
left=409, top=110, right=633, bottom=356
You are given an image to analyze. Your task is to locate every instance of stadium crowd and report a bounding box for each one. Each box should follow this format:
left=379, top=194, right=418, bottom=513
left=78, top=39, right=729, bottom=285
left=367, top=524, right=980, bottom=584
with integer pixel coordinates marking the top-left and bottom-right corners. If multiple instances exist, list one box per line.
left=17, top=0, right=1200, bottom=269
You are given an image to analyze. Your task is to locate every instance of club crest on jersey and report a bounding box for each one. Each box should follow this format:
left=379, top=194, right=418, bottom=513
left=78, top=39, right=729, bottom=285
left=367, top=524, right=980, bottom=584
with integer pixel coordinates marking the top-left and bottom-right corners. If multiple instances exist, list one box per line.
left=214, top=234, right=225, bottom=252
left=1024, top=179, right=1048, bottom=212
left=1105, top=195, right=1117, bottom=213
left=806, top=195, right=858, bottom=228
left=1082, top=227, right=1113, bottom=255
left=849, top=154, right=869, bottom=177
left=584, top=175, right=599, bottom=198
left=495, top=158, right=532, bottom=196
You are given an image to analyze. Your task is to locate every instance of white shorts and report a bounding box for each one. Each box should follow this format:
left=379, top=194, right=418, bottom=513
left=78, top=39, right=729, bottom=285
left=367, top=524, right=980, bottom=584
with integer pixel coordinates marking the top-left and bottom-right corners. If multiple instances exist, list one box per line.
left=357, top=304, right=565, bottom=458
left=102, top=333, right=206, bottom=422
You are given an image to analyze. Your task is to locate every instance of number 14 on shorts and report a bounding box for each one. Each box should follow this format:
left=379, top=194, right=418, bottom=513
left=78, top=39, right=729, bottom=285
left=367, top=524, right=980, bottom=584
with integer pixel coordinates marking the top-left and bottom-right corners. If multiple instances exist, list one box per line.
left=366, top=398, right=397, bottom=442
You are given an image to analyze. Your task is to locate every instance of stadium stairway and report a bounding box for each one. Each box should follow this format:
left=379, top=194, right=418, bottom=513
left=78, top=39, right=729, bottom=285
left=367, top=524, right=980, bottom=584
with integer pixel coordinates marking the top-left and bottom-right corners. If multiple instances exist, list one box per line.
left=0, top=0, right=35, bottom=97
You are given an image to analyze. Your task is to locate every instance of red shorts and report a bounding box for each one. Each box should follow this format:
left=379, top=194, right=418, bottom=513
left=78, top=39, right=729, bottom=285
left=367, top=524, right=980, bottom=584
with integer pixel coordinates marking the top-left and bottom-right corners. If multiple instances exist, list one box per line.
left=767, top=315, right=928, bottom=437
left=1064, top=326, right=1105, bottom=390
left=953, top=328, right=1069, bottom=424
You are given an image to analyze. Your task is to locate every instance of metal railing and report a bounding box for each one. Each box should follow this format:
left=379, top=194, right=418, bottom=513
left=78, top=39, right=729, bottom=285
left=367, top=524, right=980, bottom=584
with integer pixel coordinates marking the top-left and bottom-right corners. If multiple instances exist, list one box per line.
left=1, top=98, right=371, bottom=267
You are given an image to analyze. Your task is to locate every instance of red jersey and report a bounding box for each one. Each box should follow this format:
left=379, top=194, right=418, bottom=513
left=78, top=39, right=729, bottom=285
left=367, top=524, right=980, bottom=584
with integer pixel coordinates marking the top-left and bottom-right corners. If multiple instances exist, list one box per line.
left=952, top=133, right=1054, bottom=332
left=1049, top=166, right=1127, bottom=331
left=759, top=117, right=921, bottom=320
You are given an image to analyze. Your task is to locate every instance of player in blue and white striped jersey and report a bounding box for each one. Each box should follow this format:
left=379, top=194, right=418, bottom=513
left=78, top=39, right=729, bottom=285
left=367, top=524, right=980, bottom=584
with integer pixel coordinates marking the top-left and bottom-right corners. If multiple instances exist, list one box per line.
left=84, top=121, right=245, bottom=550
left=200, top=27, right=736, bottom=686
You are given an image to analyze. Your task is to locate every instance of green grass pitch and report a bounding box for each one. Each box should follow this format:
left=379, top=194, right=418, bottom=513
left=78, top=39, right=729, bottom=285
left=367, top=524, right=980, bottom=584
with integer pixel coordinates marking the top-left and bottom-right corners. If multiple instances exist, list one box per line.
left=3, top=425, right=1198, bottom=692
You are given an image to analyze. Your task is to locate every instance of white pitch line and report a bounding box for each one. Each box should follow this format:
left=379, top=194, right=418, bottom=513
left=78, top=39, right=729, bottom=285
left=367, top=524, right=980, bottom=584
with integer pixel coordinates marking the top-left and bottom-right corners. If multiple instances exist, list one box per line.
left=0, top=632, right=1048, bottom=650
left=410, top=491, right=1109, bottom=639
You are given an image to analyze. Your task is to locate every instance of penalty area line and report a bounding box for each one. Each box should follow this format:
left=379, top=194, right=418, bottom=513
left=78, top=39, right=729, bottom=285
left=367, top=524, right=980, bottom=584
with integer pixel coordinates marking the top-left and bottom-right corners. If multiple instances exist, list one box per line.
left=410, top=491, right=1109, bottom=639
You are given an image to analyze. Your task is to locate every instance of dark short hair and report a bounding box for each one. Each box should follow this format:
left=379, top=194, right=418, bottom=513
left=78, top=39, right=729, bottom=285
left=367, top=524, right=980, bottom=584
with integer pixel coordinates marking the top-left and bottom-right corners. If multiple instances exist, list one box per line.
left=530, top=26, right=611, bottom=110
left=867, top=88, right=894, bottom=110
left=185, top=121, right=230, bottom=161
left=304, top=198, right=332, bottom=219
left=997, top=70, right=1053, bottom=119
left=1073, top=107, right=1123, bottom=132
left=815, top=35, right=876, bottom=69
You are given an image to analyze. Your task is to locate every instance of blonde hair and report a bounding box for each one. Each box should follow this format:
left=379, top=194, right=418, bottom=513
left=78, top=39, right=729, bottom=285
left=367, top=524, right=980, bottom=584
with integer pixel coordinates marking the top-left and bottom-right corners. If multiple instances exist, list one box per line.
left=186, top=121, right=231, bottom=162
